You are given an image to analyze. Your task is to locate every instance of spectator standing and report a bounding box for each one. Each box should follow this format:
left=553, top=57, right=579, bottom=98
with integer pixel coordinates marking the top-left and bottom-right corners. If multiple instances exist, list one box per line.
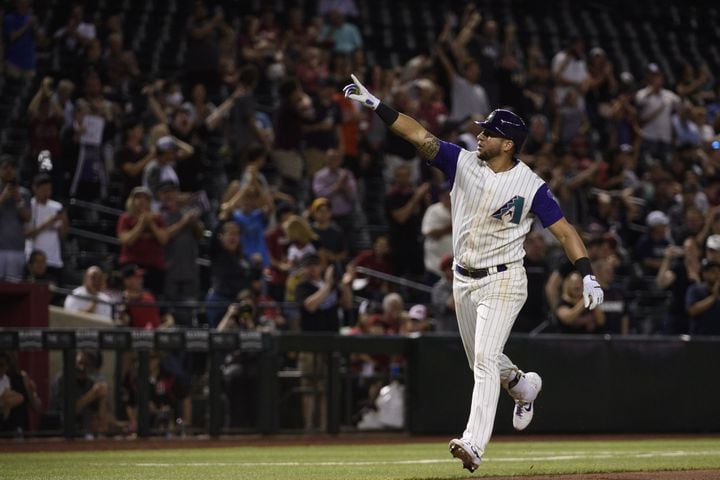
left=656, top=239, right=701, bottom=334
left=284, top=214, right=319, bottom=269
left=205, top=221, right=256, bottom=328
left=304, top=80, right=344, bottom=177
left=312, top=148, right=358, bottom=245
left=68, top=73, right=115, bottom=201
left=52, top=78, right=76, bottom=133
left=0, top=156, right=31, bottom=281
left=116, top=186, right=167, bottom=296
left=551, top=36, right=588, bottom=111
left=26, top=78, right=64, bottom=184
left=142, top=136, right=182, bottom=196
left=435, top=41, right=490, bottom=123
left=184, top=1, right=224, bottom=95
left=63, top=266, right=113, bottom=321
left=52, top=4, right=95, bottom=57
left=635, top=210, right=672, bottom=276
left=385, top=164, right=429, bottom=278
left=101, top=32, right=140, bottom=95
left=634, top=63, right=681, bottom=165
left=219, top=173, right=274, bottom=268
left=466, top=14, right=502, bottom=108
left=228, top=65, right=267, bottom=164
left=318, top=9, right=362, bottom=55
left=585, top=47, right=617, bottom=144
left=2, top=0, right=37, bottom=79
left=421, top=182, right=453, bottom=281
left=158, top=182, right=203, bottom=327
left=273, top=78, right=313, bottom=198
left=24, top=173, right=68, bottom=283
left=265, top=203, right=295, bottom=302
left=310, top=197, right=348, bottom=266
left=295, top=253, right=353, bottom=430
left=282, top=214, right=320, bottom=308
left=114, top=119, right=153, bottom=204
left=169, top=101, right=214, bottom=194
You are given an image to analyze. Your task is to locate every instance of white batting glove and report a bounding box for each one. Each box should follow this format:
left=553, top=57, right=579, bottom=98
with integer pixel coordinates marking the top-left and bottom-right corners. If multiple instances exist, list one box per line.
left=582, top=275, right=604, bottom=310
left=343, top=74, right=380, bottom=110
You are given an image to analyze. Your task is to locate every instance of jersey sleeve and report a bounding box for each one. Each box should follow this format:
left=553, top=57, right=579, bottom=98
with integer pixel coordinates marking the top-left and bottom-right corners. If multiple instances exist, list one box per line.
left=427, top=140, right=461, bottom=185
left=530, top=184, right=564, bottom=228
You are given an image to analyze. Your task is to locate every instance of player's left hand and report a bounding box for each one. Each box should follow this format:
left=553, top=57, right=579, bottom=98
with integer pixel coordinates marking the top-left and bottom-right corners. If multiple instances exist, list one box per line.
left=582, top=275, right=604, bottom=310
left=343, top=74, right=380, bottom=110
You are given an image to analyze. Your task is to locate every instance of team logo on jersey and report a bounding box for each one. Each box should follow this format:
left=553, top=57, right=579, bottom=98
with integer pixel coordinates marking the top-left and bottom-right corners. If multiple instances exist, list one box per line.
left=491, top=195, right=525, bottom=224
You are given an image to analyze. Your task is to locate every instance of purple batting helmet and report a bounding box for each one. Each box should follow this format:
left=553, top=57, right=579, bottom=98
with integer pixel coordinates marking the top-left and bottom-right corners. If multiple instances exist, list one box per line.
left=474, top=109, right=529, bottom=152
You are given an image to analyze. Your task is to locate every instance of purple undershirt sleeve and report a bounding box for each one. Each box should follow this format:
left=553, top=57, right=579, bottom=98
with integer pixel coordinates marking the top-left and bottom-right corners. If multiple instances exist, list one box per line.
left=531, top=184, right=564, bottom=228
left=427, top=141, right=461, bottom=186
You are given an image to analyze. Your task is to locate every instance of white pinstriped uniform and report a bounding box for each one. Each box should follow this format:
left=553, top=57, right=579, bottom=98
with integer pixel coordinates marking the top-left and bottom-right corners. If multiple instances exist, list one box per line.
left=449, top=147, right=545, bottom=457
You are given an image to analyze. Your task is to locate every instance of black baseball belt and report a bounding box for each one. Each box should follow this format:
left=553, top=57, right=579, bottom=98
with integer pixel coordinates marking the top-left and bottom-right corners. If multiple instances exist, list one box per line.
left=454, top=263, right=508, bottom=279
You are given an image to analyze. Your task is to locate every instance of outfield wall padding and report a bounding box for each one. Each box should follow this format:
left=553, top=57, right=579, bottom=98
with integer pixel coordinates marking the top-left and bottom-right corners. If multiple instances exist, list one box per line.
left=409, top=334, right=720, bottom=434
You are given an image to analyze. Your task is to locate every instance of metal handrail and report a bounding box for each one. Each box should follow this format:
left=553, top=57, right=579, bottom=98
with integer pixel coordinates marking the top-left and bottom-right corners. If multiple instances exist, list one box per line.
left=67, top=227, right=120, bottom=246
left=354, top=266, right=433, bottom=293
left=68, top=198, right=124, bottom=217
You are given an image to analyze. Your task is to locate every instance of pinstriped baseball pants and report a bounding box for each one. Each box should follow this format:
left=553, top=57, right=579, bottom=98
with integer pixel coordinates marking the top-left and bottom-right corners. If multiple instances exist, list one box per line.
left=453, top=262, right=527, bottom=457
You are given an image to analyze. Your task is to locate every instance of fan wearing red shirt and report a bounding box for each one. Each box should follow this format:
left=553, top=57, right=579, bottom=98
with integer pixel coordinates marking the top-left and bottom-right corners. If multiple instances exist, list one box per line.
left=116, top=186, right=168, bottom=296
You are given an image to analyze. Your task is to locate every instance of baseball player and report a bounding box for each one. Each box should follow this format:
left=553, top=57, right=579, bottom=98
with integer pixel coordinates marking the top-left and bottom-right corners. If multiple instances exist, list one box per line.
left=343, top=75, right=604, bottom=473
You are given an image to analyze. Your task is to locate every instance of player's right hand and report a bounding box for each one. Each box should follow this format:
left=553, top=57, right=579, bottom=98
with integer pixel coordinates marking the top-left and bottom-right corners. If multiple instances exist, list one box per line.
left=343, top=74, right=380, bottom=110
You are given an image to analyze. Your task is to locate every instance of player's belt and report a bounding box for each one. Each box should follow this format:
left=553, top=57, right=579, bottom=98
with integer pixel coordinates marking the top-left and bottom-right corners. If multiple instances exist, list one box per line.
left=455, top=263, right=508, bottom=279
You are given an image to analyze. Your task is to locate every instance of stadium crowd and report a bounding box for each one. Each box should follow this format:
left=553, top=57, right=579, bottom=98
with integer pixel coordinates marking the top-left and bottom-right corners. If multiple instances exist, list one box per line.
left=2, top=0, right=720, bottom=436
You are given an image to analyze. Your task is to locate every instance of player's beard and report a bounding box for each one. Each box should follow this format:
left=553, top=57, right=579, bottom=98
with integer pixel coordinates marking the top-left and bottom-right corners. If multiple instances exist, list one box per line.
left=477, top=142, right=502, bottom=161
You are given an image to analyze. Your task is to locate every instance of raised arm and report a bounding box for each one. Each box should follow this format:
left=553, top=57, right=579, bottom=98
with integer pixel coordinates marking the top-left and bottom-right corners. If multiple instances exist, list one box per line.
left=343, top=74, right=440, bottom=160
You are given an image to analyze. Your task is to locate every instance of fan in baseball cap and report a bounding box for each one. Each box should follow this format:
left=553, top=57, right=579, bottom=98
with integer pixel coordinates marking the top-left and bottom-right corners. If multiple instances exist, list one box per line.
left=475, top=109, right=529, bottom=152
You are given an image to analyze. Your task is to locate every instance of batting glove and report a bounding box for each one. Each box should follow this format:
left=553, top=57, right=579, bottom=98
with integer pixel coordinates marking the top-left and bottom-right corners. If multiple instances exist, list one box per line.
left=582, top=275, right=604, bottom=310
left=343, top=74, right=380, bottom=110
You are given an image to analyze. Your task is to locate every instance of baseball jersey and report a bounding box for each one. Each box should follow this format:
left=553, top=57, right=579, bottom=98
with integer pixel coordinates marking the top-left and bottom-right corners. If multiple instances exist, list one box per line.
left=430, top=142, right=563, bottom=269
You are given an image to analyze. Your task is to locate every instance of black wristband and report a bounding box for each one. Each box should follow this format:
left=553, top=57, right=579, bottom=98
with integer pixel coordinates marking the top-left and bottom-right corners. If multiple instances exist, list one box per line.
left=574, top=257, right=593, bottom=277
left=375, top=102, right=399, bottom=126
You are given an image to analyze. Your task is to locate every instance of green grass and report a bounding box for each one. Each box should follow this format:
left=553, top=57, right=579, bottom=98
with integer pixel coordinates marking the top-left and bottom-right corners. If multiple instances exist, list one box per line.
left=2, top=438, right=720, bottom=479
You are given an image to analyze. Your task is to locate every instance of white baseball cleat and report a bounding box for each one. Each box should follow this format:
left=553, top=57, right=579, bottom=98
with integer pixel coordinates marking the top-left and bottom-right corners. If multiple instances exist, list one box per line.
left=448, top=438, right=482, bottom=473
left=511, top=372, right=542, bottom=431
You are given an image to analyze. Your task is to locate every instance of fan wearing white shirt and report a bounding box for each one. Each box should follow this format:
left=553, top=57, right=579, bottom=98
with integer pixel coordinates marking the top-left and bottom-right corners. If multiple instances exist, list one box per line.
left=421, top=182, right=453, bottom=279
left=24, top=174, right=68, bottom=282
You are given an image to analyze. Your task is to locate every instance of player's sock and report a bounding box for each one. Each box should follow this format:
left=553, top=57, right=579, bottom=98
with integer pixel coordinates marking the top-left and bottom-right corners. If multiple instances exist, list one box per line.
left=508, top=373, right=536, bottom=401
left=506, top=370, right=520, bottom=389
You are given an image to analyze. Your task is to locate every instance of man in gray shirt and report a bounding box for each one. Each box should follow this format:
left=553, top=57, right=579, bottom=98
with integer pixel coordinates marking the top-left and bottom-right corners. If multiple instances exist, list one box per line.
left=158, top=181, right=203, bottom=326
